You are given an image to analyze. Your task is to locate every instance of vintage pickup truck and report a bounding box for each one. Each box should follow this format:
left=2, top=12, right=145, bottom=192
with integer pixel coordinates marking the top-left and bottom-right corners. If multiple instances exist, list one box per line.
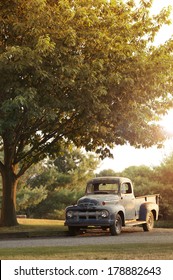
left=64, top=177, right=159, bottom=235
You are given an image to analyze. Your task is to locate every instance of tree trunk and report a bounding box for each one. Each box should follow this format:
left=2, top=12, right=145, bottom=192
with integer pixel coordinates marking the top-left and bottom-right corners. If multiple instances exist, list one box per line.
left=0, top=166, right=19, bottom=226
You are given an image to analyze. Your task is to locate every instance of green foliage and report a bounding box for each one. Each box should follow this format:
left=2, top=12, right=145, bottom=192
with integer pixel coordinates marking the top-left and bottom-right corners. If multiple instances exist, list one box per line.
left=16, top=186, right=47, bottom=211
left=154, top=154, right=173, bottom=184
left=153, top=154, right=173, bottom=219
left=1, top=0, right=173, bottom=175
left=33, top=188, right=84, bottom=219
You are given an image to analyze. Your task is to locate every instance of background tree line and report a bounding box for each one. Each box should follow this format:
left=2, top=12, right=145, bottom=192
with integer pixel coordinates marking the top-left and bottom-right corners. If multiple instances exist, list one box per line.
left=1, top=148, right=171, bottom=221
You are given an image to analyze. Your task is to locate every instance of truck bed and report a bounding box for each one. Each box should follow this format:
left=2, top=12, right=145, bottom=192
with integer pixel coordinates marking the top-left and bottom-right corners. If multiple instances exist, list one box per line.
left=135, top=194, right=159, bottom=203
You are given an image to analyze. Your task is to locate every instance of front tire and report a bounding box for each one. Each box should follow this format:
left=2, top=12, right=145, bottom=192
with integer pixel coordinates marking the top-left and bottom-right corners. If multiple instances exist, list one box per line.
left=142, top=211, right=154, bottom=231
left=110, top=214, right=122, bottom=236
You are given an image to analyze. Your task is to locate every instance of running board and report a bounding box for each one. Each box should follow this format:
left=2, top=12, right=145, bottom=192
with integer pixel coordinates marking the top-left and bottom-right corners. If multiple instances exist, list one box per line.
left=125, top=220, right=146, bottom=227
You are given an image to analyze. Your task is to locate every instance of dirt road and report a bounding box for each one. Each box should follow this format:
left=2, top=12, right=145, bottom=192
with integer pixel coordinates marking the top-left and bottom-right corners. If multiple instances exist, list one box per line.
left=0, top=227, right=172, bottom=249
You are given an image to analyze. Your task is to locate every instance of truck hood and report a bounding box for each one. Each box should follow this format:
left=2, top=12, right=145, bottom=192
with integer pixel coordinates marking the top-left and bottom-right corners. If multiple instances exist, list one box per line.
left=77, top=194, right=119, bottom=207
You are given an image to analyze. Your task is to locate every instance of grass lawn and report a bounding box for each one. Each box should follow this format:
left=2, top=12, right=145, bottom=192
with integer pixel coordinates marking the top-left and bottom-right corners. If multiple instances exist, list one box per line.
left=0, top=243, right=173, bottom=260
left=0, top=218, right=67, bottom=236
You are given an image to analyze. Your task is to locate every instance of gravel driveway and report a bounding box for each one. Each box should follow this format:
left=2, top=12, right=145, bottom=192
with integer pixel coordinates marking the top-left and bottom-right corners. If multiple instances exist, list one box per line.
left=0, top=228, right=173, bottom=249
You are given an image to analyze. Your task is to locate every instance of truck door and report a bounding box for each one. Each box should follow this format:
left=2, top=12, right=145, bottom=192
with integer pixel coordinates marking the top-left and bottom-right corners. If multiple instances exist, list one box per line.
left=120, top=182, right=136, bottom=220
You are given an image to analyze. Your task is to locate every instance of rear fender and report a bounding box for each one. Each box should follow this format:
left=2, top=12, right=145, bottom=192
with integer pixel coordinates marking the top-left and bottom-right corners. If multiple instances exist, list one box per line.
left=139, top=202, right=159, bottom=221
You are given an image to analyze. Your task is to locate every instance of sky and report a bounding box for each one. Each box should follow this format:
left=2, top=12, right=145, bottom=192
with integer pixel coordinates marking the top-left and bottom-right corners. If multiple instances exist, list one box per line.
left=98, top=0, right=173, bottom=172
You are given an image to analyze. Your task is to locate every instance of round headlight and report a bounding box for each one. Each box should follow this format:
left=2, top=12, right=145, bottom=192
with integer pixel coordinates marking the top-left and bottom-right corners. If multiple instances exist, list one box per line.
left=100, top=210, right=109, bottom=218
left=67, top=211, right=73, bottom=218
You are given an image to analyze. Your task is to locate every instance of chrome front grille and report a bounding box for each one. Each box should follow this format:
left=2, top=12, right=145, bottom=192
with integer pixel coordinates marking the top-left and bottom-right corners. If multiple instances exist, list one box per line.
left=71, top=210, right=103, bottom=221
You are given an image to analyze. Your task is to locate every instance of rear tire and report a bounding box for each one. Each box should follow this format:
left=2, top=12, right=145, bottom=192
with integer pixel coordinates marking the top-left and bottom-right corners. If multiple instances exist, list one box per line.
left=110, top=214, right=122, bottom=236
left=142, top=211, right=154, bottom=231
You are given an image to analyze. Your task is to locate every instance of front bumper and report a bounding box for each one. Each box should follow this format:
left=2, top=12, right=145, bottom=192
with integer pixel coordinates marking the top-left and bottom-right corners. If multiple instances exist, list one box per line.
left=64, top=219, right=113, bottom=227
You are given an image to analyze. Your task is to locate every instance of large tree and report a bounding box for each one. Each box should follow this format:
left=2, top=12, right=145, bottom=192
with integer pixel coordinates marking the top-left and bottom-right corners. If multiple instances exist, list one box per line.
left=0, top=0, right=173, bottom=226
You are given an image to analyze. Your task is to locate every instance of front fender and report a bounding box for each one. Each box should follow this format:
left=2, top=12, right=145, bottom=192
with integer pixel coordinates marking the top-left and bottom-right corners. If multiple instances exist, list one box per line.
left=139, top=202, right=159, bottom=221
left=108, top=204, right=125, bottom=226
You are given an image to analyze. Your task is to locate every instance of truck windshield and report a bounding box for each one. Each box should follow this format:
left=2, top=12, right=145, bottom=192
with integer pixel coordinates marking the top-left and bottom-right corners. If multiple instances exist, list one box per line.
left=86, top=182, right=119, bottom=194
